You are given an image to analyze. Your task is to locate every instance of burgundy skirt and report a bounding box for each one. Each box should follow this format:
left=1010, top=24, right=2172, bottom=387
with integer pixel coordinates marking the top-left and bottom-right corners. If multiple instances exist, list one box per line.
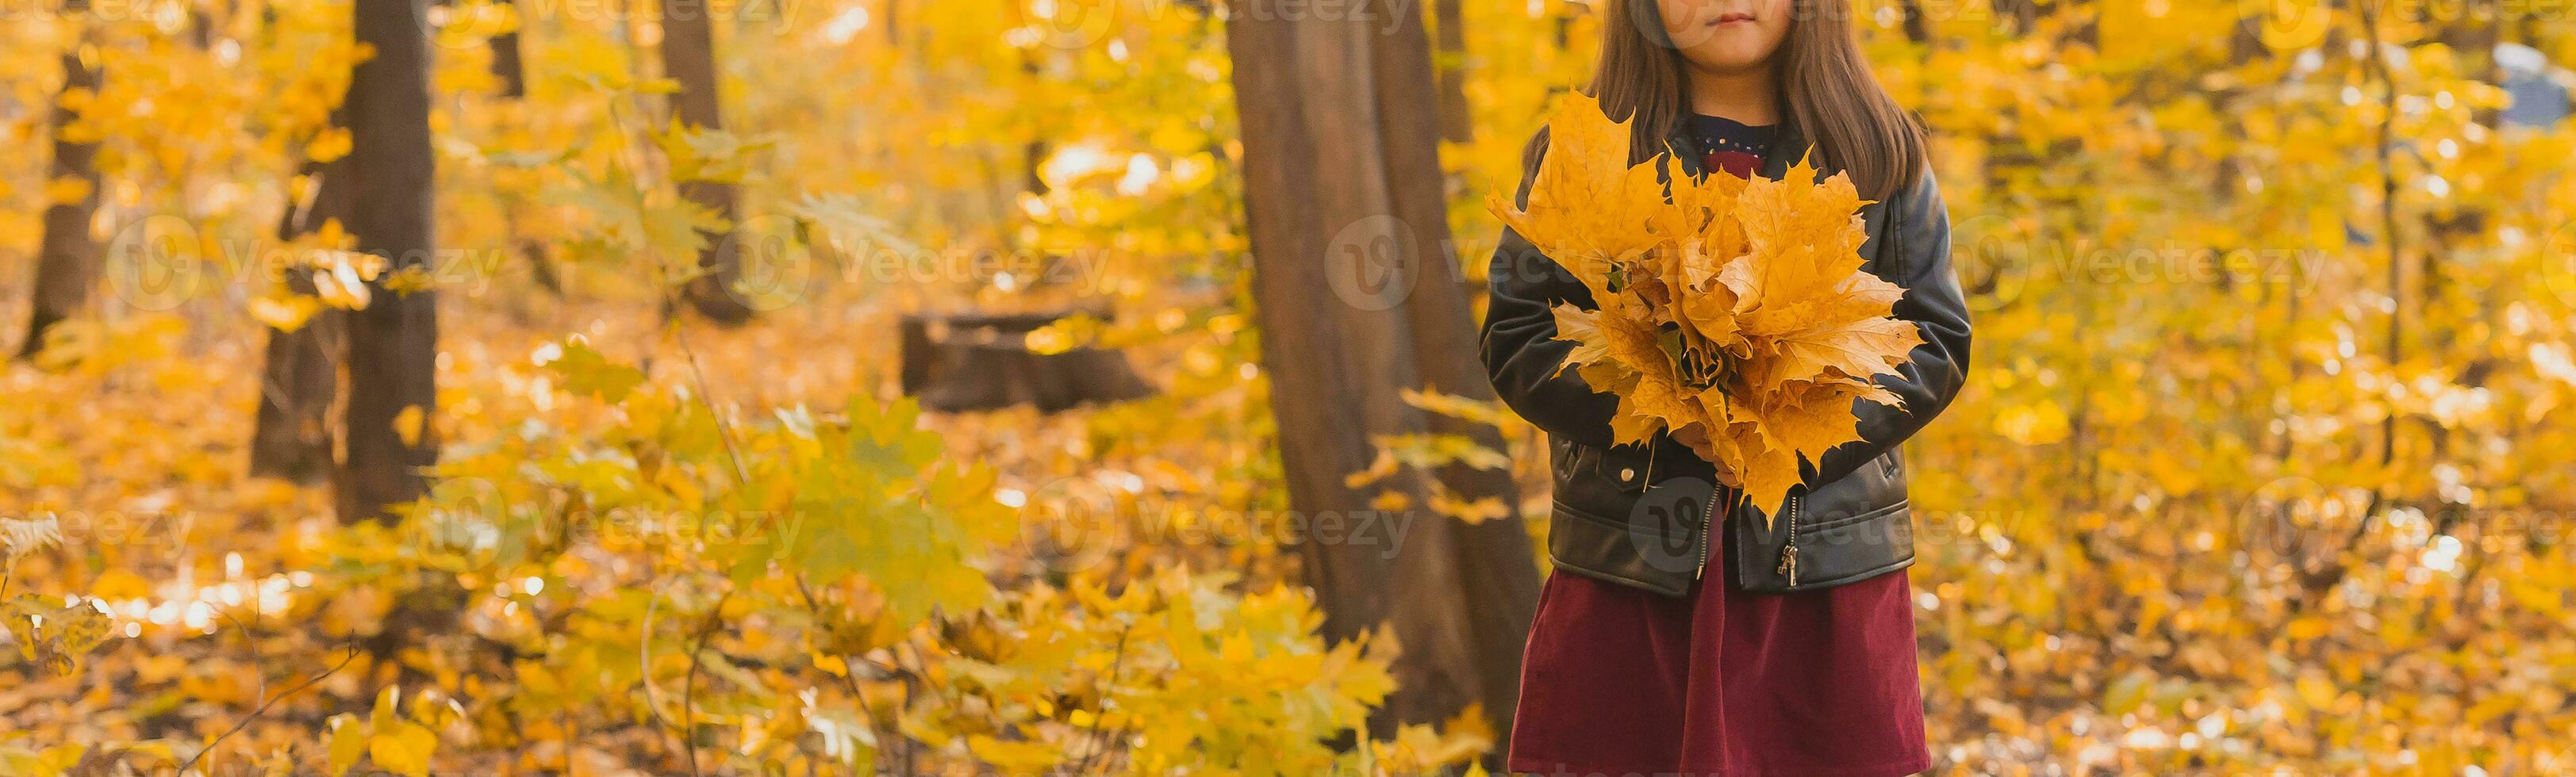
left=1507, top=516, right=1931, bottom=776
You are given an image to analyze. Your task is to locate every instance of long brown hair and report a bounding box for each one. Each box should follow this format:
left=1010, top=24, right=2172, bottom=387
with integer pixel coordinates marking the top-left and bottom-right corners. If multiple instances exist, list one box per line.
left=1581, top=0, right=1925, bottom=200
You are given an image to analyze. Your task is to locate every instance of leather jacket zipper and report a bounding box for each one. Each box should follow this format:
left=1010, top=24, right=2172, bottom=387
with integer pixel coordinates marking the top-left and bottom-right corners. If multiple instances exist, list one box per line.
left=1775, top=495, right=1802, bottom=588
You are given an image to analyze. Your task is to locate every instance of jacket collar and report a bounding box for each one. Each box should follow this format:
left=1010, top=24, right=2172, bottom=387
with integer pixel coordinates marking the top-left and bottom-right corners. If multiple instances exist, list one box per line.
left=1662, top=119, right=1814, bottom=182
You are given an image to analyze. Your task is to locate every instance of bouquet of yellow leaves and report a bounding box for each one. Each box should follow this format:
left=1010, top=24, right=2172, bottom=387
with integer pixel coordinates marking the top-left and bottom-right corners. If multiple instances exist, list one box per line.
left=1488, top=95, right=1922, bottom=521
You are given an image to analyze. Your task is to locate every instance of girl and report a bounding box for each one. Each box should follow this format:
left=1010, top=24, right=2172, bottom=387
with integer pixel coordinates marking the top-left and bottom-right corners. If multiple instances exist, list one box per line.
left=1480, top=1, right=1971, bottom=774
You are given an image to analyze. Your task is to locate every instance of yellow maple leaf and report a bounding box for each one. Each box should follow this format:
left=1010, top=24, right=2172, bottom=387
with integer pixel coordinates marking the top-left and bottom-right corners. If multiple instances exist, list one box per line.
left=1487, top=93, right=1672, bottom=305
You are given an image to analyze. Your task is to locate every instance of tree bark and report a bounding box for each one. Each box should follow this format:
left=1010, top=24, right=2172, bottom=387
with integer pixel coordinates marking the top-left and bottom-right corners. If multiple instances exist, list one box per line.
left=489, top=0, right=562, bottom=295
left=19, top=27, right=104, bottom=360
left=2437, top=0, right=2502, bottom=127
left=250, top=110, right=355, bottom=482
left=1432, top=0, right=1471, bottom=143
left=658, top=0, right=753, bottom=325
left=248, top=300, right=342, bottom=483
left=490, top=0, right=527, bottom=98
left=335, top=0, right=440, bottom=522
left=1225, top=0, right=1539, bottom=751
left=898, top=310, right=1155, bottom=412
left=1997, top=0, right=2041, bottom=36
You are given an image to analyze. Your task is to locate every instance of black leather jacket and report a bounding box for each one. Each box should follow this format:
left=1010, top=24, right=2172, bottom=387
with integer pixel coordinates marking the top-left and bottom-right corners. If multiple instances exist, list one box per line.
left=1480, top=123, right=1971, bottom=595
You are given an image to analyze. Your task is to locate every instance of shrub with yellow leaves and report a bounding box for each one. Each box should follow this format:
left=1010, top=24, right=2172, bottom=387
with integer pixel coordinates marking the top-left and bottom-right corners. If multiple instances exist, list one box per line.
left=1490, top=94, right=1922, bottom=517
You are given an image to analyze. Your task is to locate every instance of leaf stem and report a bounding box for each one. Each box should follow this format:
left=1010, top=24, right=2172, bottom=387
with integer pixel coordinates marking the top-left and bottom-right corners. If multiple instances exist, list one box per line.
left=175, top=645, right=362, bottom=775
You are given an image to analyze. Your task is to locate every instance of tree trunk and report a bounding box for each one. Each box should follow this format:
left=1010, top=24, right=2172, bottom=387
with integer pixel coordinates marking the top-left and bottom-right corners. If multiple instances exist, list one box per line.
left=188, top=6, right=214, bottom=48
left=489, top=0, right=560, bottom=296
left=658, top=0, right=753, bottom=325
left=250, top=117, right=355, bottom=482
left=1224, top=1, right=1540, bottom=751
left=1997, top=0, right=2041, bottom=36
left=20, top=30, right=104, bottom=360
left=335, top=0, right=440, bottom=522
left=490, top=0, right=527, bottom=98
left=248, top=298, right=342, bottom=482
left=2438, top=0, right=2502, bottom=127
left=1432, top=0, right=1471, bottom=144
left=898, top=310, right=1156, bottom=412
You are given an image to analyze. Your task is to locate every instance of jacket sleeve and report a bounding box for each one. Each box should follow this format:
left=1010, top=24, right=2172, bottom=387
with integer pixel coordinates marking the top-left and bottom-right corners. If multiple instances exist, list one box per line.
left=1803, top=168, right=1973, bottom=487
left=1479, top=130, right=1621, bottom=446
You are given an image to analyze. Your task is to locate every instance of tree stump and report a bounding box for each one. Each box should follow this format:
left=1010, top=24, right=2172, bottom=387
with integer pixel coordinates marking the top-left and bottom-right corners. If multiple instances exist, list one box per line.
left=898, top=310, right=1154, bottom=413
